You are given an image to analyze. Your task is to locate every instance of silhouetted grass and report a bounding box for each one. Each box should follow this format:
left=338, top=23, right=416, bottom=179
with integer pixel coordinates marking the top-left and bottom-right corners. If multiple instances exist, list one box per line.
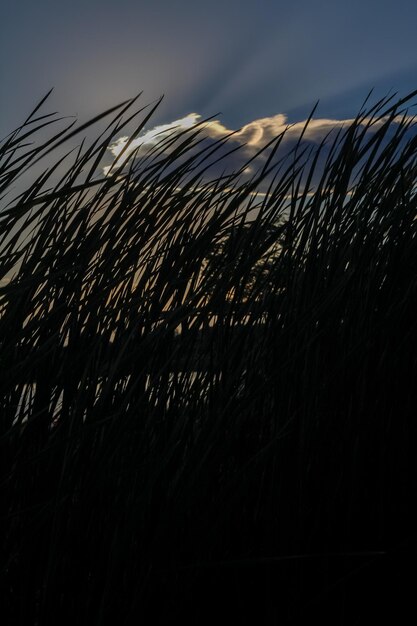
left=1, top=90, right=417, bottom=624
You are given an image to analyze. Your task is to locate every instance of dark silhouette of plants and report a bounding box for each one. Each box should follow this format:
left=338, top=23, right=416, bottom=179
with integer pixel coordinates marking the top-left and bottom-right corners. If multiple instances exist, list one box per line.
left=1, top=89, right=417, bottom=625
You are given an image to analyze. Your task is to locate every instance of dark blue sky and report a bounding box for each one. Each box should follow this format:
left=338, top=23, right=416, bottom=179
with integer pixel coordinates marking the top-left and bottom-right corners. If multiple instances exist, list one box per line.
left=2, top=0, right=417, bottom=137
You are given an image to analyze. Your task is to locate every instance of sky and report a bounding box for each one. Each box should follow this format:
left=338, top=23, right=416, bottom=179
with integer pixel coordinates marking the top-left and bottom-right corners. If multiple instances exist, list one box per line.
left=2, top=0, right=417, bottom=150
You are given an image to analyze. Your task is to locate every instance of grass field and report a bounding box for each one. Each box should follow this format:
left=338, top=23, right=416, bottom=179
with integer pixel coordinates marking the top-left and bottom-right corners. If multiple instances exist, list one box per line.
left=1, top=90, right=417, bottom=624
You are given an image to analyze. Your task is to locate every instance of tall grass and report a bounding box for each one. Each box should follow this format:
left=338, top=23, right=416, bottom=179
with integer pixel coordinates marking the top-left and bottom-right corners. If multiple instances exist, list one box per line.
left=1, top=90, right=417, bottom=624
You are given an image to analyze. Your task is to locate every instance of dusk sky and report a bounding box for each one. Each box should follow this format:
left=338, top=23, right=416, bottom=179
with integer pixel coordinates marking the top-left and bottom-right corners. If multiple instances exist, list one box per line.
left=2, top=0, right=417, bottom=143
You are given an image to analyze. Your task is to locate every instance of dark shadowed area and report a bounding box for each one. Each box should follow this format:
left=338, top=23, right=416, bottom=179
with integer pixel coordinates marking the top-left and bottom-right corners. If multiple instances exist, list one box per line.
left=2, top=1, right=417, bottom=623
left=1, top=89, right=417, bottom=624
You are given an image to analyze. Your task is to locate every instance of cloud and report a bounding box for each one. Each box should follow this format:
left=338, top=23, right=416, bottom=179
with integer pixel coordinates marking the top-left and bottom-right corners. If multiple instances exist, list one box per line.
left=105, top=111, right=370, bottom=161
left=231, top=114, right=289, bottom=146
left=108, top=113, right=201, bottom=158
left=103, top=114, right=202, bottom=175
left=104, top=109, right=414, bottom=182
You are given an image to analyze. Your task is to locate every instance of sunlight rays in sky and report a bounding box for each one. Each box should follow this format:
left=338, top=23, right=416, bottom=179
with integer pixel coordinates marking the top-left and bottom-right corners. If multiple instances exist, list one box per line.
left=3, top=0, right=417, bottom=139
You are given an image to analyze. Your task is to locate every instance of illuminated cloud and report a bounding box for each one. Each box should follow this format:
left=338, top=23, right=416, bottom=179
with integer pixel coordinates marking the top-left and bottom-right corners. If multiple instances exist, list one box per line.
left=104, top=110, right=411, bottom=177
left=108, top=113, right=201, bottom=158
left=104, top=112, right=292, bottom=170
left=103, top=113, right=202, bottom=174
left=106, top=112, right=368, bottom=158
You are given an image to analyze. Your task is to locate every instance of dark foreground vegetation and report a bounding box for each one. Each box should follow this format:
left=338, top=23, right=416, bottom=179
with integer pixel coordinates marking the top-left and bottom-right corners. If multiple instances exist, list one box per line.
left=1, top=90, right=417, bottom=624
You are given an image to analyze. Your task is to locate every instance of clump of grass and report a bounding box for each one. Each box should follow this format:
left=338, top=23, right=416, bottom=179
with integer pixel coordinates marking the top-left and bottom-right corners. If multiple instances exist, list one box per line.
left=1, top=90, right=417, bottom=624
